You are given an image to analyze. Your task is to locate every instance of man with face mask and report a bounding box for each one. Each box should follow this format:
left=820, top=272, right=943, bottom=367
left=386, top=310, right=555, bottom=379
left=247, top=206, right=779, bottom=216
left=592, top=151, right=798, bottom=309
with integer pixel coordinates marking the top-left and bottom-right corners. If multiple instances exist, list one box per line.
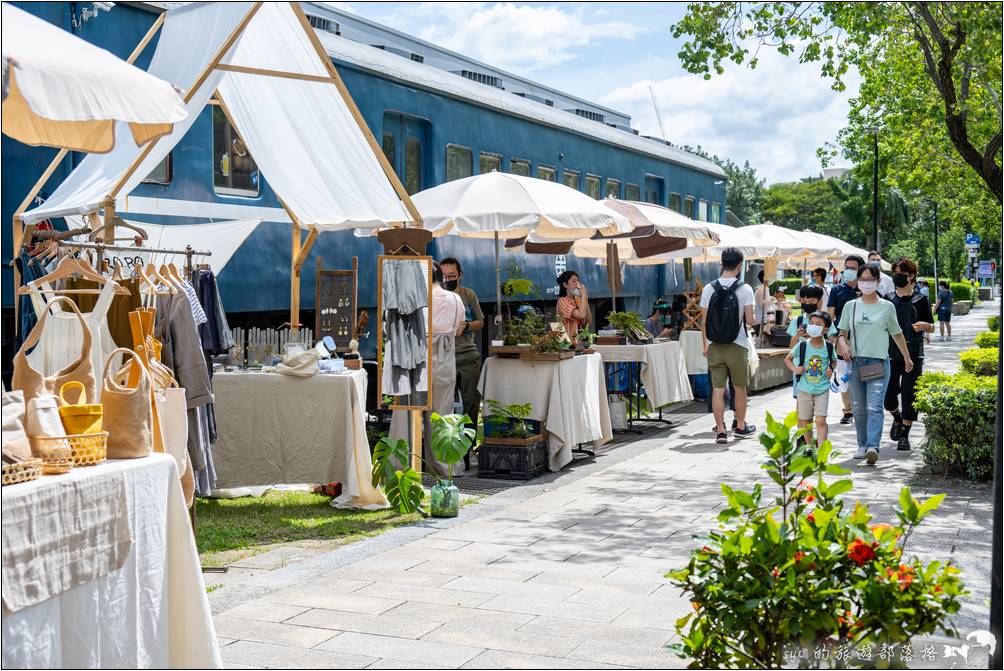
left=828, top=254, right=864, bottom=424
left=439, top=258, right=484, bottom=460
left=868, top=251, right=896, bottom=296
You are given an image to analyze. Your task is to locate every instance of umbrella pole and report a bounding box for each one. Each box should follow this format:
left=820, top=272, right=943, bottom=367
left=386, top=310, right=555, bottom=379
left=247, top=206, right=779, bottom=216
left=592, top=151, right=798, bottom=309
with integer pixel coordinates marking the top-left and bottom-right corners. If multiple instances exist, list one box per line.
left=494, top=232, right=502, bottom=327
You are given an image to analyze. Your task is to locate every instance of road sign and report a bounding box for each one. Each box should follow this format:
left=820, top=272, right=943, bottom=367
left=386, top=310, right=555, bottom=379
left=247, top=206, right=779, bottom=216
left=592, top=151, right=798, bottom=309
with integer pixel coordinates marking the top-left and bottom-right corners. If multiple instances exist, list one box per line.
left=965, top=232, right=981, bottom=246
left=977, top=260, right=995, bottom=278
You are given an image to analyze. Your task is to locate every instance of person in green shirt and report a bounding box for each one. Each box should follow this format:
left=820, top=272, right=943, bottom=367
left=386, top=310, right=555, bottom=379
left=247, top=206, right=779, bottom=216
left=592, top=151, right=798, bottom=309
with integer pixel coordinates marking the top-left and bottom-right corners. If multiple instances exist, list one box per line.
left=785, top=311, right=837, bottom=449
left=836, top=263, right=913, bottom=465
left=440, top=258, right=485, bottom=460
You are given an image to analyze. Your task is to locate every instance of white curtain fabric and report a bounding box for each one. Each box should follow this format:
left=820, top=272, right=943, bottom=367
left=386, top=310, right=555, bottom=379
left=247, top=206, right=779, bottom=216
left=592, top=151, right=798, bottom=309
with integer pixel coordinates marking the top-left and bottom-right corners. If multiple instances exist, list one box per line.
left=23, top=2, right=411, bottom=230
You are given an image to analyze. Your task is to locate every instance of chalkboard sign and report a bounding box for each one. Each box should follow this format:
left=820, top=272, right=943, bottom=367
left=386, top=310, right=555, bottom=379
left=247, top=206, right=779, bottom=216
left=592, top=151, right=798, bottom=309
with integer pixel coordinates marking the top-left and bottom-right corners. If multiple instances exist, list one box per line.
left=315, top=258, right=357, bottom=351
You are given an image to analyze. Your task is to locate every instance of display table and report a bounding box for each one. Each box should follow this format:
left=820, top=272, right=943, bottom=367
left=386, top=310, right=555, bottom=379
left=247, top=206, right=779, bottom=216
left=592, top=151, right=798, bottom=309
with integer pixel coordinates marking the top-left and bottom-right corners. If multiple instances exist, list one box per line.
left=594, top=341, right=694, bottom=409
left=478, top=352, right=612, bottom=472
left=679, top=330, right=708, bottom=374
left=1, top=454, right=221, bottom=669
left=211, top=370, right=388, bottom=509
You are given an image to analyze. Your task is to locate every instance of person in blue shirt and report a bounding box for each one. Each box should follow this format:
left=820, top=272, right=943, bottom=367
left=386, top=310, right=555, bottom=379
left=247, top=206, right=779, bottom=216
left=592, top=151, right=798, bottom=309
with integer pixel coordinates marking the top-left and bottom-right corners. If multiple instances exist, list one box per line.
left=784, top=311, right=837, bottom=449
left=787, top=285, right=837, bottom=347
left=827, top=254, right=864, bottom=425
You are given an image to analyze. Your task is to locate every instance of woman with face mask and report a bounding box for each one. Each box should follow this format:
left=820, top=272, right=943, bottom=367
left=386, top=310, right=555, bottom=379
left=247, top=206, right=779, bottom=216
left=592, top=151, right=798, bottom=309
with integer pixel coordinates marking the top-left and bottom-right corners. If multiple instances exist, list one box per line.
left=836, top=262, right=914, bottom=464
left=883, top=258, right=934, bottom=450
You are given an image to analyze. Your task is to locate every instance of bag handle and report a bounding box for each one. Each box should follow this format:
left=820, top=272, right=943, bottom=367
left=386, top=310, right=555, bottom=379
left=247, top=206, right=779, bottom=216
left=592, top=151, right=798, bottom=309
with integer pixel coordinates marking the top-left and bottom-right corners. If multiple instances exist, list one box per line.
left=59, top=380, right=87, bottom=406
left=103, top=347, right=148, bottom=392
left=16, top=296, right=92, bottom=374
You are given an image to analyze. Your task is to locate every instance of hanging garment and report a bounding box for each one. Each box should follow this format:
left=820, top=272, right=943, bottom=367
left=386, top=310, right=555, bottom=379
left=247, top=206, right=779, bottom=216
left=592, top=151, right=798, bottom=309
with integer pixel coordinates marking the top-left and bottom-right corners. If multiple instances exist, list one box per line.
left=180, top=279, right=207, bottom=328
left=26, top=279, right=120, bottom=396
left=12, top=297, right=97, bottom=405
left=14, top=252, right=48, bottom=349
left=192, top=269, right=233, bottom=355
left=68, top=276, right=141, bottom=348
left=381, top=260, right=429, bottom=397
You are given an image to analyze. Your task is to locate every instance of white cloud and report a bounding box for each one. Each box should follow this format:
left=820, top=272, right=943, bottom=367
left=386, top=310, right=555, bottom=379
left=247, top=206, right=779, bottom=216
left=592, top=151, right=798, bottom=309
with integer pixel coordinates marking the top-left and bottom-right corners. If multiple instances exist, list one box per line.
left=393, top=2, right=644, bottom=73
left=600, top=51, right=859, bottom=184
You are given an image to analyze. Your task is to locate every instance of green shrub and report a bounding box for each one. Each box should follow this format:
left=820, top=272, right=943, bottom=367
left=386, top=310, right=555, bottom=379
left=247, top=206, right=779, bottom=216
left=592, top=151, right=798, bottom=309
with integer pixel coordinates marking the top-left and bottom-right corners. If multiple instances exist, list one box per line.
left=915, top=372, right=997, bottom=480
left=974, top=331, right=1000, bottom=348
left=949, top=282, right=973, bottom=302
left=769, top=278, right=803, bottom=295
left=668, top=412, right=964, bottom=668
left=988, top=316, right=1000, bottom=332
left=959, top=346, right=999, bottom=376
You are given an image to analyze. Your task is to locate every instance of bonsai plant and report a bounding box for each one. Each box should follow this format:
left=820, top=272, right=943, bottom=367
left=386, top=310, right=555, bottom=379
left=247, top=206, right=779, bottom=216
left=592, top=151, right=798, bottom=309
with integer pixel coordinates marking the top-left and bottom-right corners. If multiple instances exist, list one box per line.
left=531, top=330, right=570, bottom=354
left=606, top=311, right=650, bottom=342
left=429, top=413, right=476, bottom=517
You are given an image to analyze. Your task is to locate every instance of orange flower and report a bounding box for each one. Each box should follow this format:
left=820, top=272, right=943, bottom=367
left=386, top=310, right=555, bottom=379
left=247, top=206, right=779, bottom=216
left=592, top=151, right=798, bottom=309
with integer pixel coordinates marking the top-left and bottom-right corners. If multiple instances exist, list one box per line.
left=691, top=601, right=700, bottom=611
left=887, top=564, right=915, bottom=590
left=805, top=494, right=816, bottom=503
left=806, top=511, right=816, bottom=523
left=847, top=538, right=877, bottom=566
left=793, top=551, right=806, bottom=562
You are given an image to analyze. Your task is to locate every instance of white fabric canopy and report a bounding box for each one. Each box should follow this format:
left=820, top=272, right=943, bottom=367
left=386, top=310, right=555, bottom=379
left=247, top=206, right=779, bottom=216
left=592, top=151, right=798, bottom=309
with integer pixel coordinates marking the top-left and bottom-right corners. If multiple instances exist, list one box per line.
left=22, top=2, right=411, bottom=230
left=1, top=4, right=187, bottom=153
left=740, top=223, right=842, bottom=261
left=566, top=199, right=718, bottom=260
left=622, top=221, right=777, bottom=265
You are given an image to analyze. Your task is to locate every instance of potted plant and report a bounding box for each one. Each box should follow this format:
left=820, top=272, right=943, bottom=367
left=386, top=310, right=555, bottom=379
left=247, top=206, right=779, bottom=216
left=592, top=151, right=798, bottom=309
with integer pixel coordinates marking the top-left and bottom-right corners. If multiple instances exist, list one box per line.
left=575, top=326, right=596, bottom=350
left=428, top=413, right=475, bottom=517
left=479, top=400, right=548, bottom=479
left=371, top=437, right=425, bottom=514
left=606, top=311, right=651, bottom=343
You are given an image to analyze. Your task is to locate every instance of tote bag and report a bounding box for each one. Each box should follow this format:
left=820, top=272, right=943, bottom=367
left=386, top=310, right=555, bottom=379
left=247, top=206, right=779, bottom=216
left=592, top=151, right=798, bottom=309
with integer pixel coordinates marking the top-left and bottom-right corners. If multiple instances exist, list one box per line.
left=12, top=296, right=96, bottom=405
left=102, top=348, right=153, bottom=459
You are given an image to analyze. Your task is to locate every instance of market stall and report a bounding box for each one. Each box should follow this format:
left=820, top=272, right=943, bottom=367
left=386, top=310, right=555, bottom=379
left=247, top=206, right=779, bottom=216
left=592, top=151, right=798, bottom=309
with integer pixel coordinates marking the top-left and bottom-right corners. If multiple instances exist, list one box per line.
left=1, top=454, right=220, bottom=669
left=594, top=340, right=694, bottom=429
left=478, top=352, right=612, bottom=472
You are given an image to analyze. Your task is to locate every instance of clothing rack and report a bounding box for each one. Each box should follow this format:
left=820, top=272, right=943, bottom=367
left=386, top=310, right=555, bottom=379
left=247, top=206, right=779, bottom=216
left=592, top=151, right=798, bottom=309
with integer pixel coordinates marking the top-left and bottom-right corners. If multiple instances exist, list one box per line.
left=54, top=240, right=212, bottom=275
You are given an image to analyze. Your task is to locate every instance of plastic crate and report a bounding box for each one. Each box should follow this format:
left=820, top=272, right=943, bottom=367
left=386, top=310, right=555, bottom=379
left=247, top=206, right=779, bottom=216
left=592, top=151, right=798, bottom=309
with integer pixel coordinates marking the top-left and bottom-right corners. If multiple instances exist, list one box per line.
left=477, top=435, right=549, bottom=480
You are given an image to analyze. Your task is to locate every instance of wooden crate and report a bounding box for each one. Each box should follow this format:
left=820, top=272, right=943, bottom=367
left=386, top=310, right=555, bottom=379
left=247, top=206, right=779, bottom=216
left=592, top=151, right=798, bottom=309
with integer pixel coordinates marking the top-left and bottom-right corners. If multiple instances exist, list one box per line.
left=489, top=345, right=531, bottom=357
left=478, top=434, right=549, bottom=480
left=596, top=335, right=628, bottom=346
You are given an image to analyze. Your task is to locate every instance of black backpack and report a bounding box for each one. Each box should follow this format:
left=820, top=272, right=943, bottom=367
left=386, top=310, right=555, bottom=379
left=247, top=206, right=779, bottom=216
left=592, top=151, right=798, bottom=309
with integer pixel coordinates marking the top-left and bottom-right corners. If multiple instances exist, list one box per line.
left=706, top=280, right=745, bottom=344
left=796, top=339, right=836, bottom=384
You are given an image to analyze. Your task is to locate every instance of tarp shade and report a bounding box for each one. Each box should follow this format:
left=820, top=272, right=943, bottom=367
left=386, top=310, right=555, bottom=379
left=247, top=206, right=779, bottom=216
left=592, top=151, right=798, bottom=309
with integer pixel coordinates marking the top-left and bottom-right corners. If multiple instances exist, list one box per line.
left=22, top=2, right=411, bottom=230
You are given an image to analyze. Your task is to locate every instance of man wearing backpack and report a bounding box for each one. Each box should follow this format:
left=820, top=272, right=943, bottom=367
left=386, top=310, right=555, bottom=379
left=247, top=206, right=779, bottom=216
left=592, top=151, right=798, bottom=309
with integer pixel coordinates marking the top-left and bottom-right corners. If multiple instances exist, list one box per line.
left=700, top=248, right=757, bottom=444
left=784, top=311, right=837, bottom=449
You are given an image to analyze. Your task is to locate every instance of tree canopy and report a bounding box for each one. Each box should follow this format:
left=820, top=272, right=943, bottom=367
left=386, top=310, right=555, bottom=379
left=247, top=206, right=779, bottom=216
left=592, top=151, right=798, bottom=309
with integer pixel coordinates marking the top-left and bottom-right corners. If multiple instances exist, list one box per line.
left=675, top=144, right=765, bottom=223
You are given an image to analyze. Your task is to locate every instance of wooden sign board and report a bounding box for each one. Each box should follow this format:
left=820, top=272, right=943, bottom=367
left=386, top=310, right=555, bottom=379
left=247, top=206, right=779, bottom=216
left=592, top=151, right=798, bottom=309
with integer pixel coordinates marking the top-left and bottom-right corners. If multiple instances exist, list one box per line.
left=315, top=258, right=357, bottom=351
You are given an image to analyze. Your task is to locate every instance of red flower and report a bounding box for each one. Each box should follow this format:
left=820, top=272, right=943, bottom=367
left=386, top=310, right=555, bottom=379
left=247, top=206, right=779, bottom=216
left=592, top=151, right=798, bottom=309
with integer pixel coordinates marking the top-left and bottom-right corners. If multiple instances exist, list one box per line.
left=806, top=511, right=816, bottom=523
left=804, top=494, right=815, bottom=503
left=771, top=567, right=781, bottom=578
left=847, top=538, right=878, bottom=566
left=793, top=551, right=806, bottom=562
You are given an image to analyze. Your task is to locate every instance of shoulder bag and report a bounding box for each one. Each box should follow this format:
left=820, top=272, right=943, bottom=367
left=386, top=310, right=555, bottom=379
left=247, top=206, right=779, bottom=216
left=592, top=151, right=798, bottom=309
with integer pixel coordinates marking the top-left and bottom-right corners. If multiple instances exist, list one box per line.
left=102, top=348, right=153, bottom=459
left=12, top=296, right=96, bottom=405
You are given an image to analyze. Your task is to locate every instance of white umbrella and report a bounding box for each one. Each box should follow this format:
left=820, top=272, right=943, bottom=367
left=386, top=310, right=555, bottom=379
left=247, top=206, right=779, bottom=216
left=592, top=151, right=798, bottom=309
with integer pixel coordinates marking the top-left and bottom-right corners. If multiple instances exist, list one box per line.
left=1, top=3, right=187, bottom=153
left=622, top=221, right=777, bottom=265
left=740, top=223, right=842, bottom=261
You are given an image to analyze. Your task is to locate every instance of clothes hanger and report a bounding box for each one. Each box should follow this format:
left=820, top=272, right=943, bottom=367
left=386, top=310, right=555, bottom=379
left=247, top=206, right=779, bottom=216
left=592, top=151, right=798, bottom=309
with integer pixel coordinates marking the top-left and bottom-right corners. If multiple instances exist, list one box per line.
left=145, top=254, right=177, bottom=295
left=87, top=215, right=150, bottom=243
left=111, top=256, right=125, bottom=282
left=16, top=252, right=130, bottom=296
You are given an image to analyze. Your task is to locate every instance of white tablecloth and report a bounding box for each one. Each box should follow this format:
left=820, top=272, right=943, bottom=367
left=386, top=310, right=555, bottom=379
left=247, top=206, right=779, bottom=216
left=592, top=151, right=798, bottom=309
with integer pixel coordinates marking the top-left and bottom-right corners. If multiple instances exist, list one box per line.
left=478, top=353, right=612, bottom=472
left=594, top=341, right=694, bottom=408
left=679, top=330, right=708, bottom=374
left=1, top=454, right=221, bottom=669
left=211, top=371, right=388, bottom=509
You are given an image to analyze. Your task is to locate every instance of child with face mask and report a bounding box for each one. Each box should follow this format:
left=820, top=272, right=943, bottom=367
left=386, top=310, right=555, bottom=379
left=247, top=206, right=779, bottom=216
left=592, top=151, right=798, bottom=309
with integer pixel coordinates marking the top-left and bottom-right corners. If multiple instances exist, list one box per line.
left=785, top=311, right=837, bottom=451
left=786, top=284, right=837, bottom=347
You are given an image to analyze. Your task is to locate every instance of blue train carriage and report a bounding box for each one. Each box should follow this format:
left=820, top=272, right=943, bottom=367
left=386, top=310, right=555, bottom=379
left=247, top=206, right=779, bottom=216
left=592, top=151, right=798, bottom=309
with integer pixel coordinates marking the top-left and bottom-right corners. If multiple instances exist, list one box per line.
left=1, top=1, right=728, bottom=359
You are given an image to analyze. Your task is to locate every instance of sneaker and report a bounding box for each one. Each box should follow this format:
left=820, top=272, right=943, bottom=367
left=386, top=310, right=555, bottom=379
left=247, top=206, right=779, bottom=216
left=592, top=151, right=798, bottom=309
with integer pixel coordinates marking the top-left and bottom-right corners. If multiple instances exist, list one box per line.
left=866, top=448, right=879, bottom=464
left=715, top=431, right=728, bottom=444
left=840, top=413, right=854, bottom=425
left=897, top=435, right=911, bottom=451
left=854, top=446, right=869, bottom=459
left=890, top=416, right=903, bottom=441
left=734, top=424, right=757, bottom=439
left=947, top=336, right=952, bottom=341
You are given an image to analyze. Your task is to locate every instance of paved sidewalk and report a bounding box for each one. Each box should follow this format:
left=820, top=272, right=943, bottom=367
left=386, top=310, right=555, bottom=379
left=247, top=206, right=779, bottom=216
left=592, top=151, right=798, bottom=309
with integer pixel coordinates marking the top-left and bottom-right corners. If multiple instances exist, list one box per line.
left=211, top=301, right=997, bottom=669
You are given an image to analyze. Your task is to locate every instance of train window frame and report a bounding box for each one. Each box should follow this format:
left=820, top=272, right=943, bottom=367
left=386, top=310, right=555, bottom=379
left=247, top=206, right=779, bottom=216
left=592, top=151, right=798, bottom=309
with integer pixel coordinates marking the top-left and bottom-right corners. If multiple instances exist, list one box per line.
left=683, top=196, right=695, bottom=219
left=509, top=157, right=531, bottom=176
left=625, top=183, right=640, bottom=201
left=479, top=152, right=502, bottom=174
left=585, top=174, right=601, bottom=199
left=669, top=192, right=682, bottom=212
left=698, top=199, right=709, bottom=221
left=711, top=201, right=722, bottom=223
left=212, top=106, right=260, bottom=198
left=605, top=178, right=621, bottom=199
left=562, top=169, right=580, bottom=190
left=445, top=143, right=473, bottom=182
left=142, top=153, right=172, bottom=185
left=537, top=164, right=556, bottom=182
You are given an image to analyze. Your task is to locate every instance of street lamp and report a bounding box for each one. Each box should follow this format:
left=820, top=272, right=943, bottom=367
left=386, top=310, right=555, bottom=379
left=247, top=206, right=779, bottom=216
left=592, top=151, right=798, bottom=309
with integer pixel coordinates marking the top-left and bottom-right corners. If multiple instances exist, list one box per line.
left=872, top=130, right=880, bottom=253
left=931, top=200, right=939, bottom=292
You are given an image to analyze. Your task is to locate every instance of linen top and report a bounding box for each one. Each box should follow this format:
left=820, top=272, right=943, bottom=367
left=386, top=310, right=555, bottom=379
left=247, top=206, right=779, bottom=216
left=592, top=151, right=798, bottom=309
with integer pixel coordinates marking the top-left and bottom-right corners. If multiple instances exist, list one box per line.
left=837, top=298, right=902, bottom=360
left=431, top=285, right=464, bottom=335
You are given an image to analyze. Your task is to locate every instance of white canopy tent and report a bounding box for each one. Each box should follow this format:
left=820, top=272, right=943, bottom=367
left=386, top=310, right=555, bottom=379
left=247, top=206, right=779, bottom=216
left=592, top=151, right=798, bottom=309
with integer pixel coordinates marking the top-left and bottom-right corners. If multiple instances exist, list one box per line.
left=620, top=221, right=778, bottom=265
left=739, top=223, right=842, bottom=262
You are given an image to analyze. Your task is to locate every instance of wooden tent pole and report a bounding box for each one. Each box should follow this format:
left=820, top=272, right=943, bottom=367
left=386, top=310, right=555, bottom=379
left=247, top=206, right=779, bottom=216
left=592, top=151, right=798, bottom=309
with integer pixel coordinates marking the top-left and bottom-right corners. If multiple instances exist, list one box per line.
left=289, top=1, right=423, bottom=227
left=109, top=2, right=264, bottom=200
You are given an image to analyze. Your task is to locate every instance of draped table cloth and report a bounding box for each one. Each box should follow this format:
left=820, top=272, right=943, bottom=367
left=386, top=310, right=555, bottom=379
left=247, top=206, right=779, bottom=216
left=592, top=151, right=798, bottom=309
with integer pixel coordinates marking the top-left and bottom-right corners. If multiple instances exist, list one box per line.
left=1, top=454, right=220, bottom=669
left=211, top=370, right=388, bottom=509
left=594, top=340, right=694, bottom=408
left=478, top=353, right=612, bottom=472
left=678, top=330, right=708, bottom=375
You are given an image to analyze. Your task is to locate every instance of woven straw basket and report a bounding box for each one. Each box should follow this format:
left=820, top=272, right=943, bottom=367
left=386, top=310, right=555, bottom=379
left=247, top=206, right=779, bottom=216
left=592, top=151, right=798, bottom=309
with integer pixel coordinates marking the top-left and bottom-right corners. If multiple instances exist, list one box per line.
left=34, top=432, right=108, bottom=467
left=2, top=459, right=43, bottom=486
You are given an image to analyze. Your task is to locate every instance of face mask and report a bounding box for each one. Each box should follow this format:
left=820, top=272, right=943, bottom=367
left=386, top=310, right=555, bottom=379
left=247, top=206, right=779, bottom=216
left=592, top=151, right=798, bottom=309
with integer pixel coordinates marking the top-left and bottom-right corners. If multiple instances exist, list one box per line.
left=843, top=268, right=858, bottom=282
left=893, top=273, right=909, bottom=288
left=858, top=280, right=878, bottom=295
left=800, top=303, right=817, bottom=315
left=806, top=324, right=824, bottom=338
left=443, top=279, right=459, bottom=291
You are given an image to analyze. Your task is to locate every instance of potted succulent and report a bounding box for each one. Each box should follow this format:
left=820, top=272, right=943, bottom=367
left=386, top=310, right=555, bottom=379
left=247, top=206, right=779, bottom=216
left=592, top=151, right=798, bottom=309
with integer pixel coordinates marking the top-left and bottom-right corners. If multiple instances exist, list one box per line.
left=428, top=413, right=475, bottom=517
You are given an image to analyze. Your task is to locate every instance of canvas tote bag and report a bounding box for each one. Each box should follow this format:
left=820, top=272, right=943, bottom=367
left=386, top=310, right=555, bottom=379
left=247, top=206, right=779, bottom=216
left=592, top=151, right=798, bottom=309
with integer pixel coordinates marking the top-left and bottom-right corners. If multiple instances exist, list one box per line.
left=12, top=296, right=96, bottom=405
left=102, top=348, right=153, bottom=459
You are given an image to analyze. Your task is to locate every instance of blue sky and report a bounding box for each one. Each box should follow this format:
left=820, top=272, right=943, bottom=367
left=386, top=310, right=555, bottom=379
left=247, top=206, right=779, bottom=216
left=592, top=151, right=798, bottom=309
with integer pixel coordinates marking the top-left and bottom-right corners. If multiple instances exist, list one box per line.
left=332, top=2, right=858, bottom=185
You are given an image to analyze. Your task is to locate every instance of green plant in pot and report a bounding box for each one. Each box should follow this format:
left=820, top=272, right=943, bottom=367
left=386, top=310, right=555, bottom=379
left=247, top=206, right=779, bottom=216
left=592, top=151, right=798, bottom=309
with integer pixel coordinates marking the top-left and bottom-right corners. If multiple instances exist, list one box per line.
left=428, top=413, right=476, bottom=517
left=485, top=400, right=535, bottom=438
left=575, top=326, right=595, bottom=349
left=606, top=311, right=650, bottom=342
left=371, top=437, right=425, bottom=515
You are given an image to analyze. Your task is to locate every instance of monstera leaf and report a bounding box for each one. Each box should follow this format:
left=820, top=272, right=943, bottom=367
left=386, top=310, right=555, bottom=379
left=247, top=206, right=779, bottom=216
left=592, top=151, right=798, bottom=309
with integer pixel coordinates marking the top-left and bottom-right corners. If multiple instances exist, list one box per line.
left=386, top=468, right=425, bottom=514
left=371, top=437, right=411, bottom=489
left=430, top=413, right=475, bottom=475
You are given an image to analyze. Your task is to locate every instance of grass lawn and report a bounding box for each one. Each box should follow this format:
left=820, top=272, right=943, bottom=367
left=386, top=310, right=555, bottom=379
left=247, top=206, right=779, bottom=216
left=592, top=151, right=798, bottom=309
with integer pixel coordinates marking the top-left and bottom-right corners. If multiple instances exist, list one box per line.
left=194, top=490, right=423, bottom=567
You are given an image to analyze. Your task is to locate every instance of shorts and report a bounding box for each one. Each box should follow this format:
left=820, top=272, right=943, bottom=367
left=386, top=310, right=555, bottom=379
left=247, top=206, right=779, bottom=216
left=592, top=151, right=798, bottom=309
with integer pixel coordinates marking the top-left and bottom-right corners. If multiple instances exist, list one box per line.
left=708, top=342, right=751, bottom=389
left=797, top=390, right=830, bottom=420
left=937, top=309, right=952, bottom=322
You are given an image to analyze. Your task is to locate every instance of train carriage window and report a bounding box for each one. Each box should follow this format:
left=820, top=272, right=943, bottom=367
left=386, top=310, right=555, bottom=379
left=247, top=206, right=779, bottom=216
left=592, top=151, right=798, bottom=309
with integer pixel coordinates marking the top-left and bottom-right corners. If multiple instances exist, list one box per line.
left=537, top=165, right=556, bottom=182
left=382, top=133, right=395, bottom=166
left=605, top=179, right=621, bottom=199
left=683, top=196, right=695, bottom=219
left=698, top=199, right=709, bottom=222
left=585, top=174, right=601, bottom=199
left=213, top=107, right=259, bottom=197
left=711, top=201, right=722, bottom=223
left=480, top=152, right=501, bottom=173
left=446, top=144, right=473, bottom=182
left=669, top=192, right=682, bottom=212
left=625, top=183, right=640, bottom=201
left=142, top=153, right=172, bottom=185
left=509, top=158, right=530, bottom=176
left=562, top=169, right=580, bottom=190
left=405, top=138, right=422, bottom=195
left=644, top=175, right=664, bottom=205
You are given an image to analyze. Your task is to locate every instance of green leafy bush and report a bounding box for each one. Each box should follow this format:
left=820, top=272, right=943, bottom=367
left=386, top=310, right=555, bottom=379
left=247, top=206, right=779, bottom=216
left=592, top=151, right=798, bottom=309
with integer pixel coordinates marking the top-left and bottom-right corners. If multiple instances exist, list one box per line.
left=959, top=346, right=999, bottom=376
left=915, top=372, right=997, bottom=480
left=974, top=331, right=999, bottom=348
left=769, top=278, right=804, bottom=295
left=988, top=316, right=1000, bottom=332
left=668, top=412, right=964, bottom=668
left=949, top=282, right=973, bottom=302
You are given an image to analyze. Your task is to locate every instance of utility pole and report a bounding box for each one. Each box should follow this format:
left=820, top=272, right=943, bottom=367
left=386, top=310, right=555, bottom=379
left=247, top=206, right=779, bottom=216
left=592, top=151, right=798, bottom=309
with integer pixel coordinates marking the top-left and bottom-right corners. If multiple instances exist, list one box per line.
left=872, top=130, right=880, bottom=253
left=932, top=201, right=939, bottom=292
